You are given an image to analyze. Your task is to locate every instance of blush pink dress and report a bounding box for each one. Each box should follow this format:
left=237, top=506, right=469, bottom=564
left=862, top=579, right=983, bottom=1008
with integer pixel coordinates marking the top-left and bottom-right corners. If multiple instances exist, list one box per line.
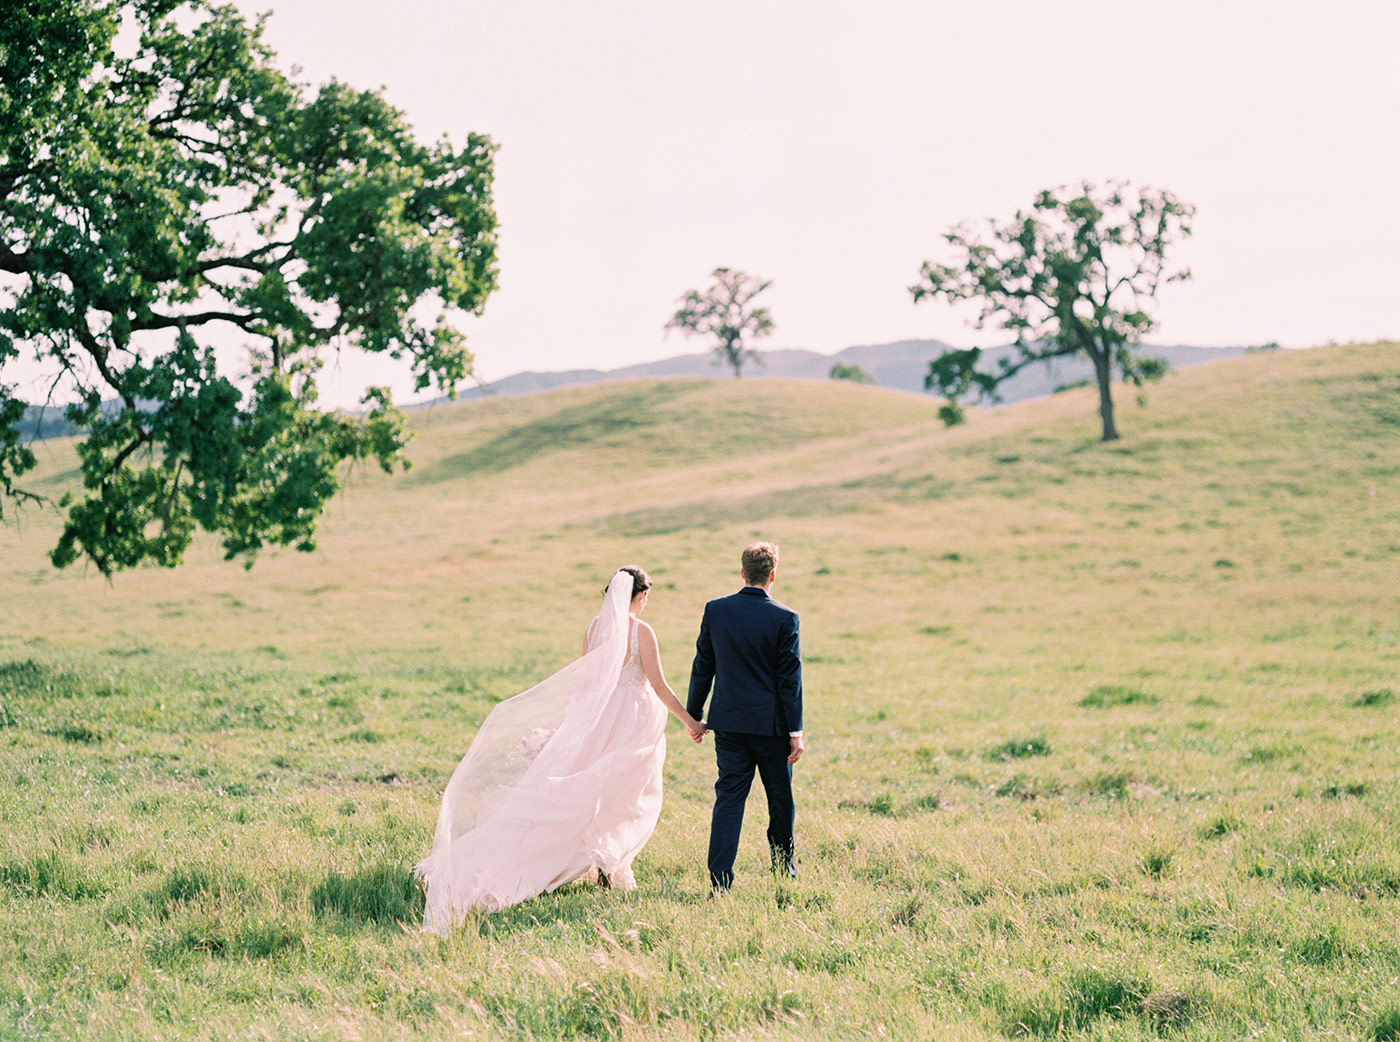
left=416, top=575, right=667, bottom=930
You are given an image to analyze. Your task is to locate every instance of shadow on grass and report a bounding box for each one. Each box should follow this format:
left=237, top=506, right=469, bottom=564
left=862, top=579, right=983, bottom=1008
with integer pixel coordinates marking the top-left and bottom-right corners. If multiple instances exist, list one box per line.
left=1002, top=966, right=1151, bottom=1037
left=601, top=473, right=914, bottom=538
left=0, top=659, right=129, bottom=709
left=173, top=921, right=303, bottom=960
left=107, top=865, right=250, bottom=924
left=149, top=917, right=305, bottom=964
left=0, top=659, right=88, bottom=701
left=986, top=735, right=1051, bottom=762
left=1372, top=1008, right=1400, bottom=1042
left=311, top=863, right=424, bottom=925
left=407, top=385, right=687, bottom=483
left=1078, top=684, right=1158, bottom=708
left=1354, top=689, right=1396, bottom=708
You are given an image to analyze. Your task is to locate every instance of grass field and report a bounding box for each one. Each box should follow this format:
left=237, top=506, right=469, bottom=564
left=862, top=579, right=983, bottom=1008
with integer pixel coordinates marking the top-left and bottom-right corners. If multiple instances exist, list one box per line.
left=2, top=341, right=1399, bottom=1040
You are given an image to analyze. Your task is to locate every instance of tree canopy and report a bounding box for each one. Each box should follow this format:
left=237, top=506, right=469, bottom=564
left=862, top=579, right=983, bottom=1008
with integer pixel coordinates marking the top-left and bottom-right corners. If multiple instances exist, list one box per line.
left=0, top=0, right=498, bottom=573
left=829, top=362, right=875, bottom=384
left=909, top=182, right=1193, bottom=440
left=665, top=268, right=774, bottom=378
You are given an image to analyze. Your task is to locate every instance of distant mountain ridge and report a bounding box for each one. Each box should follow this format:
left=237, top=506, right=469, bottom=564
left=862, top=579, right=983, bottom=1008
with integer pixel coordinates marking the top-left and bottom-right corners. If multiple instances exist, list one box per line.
left=451, top=339, right=1253, bottom=406
left=13, top=340, right=1254, bottom=441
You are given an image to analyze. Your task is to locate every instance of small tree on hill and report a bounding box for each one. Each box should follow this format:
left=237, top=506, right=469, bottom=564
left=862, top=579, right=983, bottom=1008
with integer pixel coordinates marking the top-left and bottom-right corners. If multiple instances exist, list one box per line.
left=665, top=268, right=774, bottom=378
left=0, top=0, right=498, bottom=574
left=909, top=181, right=1194, bottom=441
left=829, top=362, right=875, bottom=384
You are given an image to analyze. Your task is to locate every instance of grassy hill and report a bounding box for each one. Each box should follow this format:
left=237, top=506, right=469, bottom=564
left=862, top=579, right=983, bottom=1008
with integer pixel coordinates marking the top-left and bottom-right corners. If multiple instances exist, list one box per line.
left=2, top=342, right=1399, bottom=1040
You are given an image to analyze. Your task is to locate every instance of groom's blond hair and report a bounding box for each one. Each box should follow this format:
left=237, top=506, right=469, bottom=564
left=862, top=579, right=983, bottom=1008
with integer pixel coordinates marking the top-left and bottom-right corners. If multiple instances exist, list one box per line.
left=741, top=541, right=779, bottom=585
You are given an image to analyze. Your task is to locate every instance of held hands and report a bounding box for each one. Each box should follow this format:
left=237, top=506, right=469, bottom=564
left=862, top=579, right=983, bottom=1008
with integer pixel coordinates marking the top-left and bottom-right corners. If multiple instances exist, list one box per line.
left=787, top=734, right=805, bottom=764
left=683, top=714, right=707, bottom=744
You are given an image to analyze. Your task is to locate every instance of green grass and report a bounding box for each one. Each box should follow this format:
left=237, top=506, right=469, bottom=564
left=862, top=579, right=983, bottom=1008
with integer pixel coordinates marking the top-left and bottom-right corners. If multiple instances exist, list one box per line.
left=1, top=343, right=1399, bottom=1039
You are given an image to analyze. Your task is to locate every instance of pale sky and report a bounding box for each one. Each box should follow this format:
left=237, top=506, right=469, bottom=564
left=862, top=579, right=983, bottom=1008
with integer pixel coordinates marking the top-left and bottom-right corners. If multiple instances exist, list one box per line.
left=19, top=1, right=1400, bottom=408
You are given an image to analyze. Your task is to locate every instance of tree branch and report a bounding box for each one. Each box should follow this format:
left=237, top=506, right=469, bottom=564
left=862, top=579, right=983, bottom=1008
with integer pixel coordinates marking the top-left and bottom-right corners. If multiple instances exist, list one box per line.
left=132, top=309, right=267, bottom=333
left=104, top=430, right=152, bottom=482
left=0, top=240, right=30, bottom=274
left=71, top=318, right=135, bottom=410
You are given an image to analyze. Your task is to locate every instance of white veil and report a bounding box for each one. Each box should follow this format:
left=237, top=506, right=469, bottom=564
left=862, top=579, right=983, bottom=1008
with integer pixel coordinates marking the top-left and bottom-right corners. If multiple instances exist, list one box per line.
left=415, top=571, right=636, bottom=911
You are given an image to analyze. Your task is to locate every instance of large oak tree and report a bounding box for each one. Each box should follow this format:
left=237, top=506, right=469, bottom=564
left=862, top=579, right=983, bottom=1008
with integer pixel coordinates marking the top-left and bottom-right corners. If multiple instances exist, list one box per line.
left=0, top=0, right=498, bottom=573
left=910, top=182, right=1193, bottom=440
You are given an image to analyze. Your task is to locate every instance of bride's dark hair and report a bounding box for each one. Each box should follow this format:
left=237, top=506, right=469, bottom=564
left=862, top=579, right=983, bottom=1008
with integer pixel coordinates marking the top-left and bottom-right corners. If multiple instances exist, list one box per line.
left=610, top=565, right=652, bottom=598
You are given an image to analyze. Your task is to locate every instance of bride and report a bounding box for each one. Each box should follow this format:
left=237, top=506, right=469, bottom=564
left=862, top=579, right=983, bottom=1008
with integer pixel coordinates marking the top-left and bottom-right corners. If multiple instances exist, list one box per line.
left=415, top=566, right=704, bottom=929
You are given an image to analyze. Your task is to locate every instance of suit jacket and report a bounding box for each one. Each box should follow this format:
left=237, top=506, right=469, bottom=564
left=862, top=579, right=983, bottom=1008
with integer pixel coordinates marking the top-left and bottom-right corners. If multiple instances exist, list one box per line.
left=687, top=586, right=802, bottom=737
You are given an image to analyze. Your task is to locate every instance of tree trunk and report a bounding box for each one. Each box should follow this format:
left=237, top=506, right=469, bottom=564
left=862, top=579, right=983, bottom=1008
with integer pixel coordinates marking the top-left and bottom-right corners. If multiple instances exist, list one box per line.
left=1092, top=347, right=1118, bottom=441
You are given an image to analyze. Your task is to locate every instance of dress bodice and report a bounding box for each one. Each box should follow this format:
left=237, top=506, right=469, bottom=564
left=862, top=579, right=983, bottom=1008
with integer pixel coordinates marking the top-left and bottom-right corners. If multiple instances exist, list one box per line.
left=617, top=618, right=651, bottom=691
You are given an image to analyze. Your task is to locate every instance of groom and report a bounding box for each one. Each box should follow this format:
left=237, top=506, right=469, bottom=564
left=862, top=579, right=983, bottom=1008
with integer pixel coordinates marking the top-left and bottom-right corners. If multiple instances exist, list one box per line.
left=687, top=541, right=805, bottom=890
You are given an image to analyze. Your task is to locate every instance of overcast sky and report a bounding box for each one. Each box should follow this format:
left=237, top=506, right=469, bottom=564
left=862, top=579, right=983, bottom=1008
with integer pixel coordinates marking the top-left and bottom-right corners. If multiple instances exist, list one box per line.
left=42, top=2, right=1400, bottom=406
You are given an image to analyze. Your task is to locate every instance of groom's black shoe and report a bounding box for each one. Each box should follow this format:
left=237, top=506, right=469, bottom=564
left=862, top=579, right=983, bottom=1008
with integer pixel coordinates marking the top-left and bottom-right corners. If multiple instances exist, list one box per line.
left=770, top=842, right=797, bottom=879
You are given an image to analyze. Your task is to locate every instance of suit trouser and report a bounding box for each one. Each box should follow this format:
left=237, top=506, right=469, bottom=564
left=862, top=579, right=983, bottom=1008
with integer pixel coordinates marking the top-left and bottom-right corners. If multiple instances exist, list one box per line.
left=707, top=731, right=795, bottom=889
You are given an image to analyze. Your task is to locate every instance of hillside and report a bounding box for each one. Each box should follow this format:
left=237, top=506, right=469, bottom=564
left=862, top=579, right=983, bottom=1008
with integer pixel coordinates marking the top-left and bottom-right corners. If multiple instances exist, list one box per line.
left=2, top=342, right=1399, bottom=1041
left=8, top=342, right=1391, bottom=655
left=440, top=339, right=1253, bottom=406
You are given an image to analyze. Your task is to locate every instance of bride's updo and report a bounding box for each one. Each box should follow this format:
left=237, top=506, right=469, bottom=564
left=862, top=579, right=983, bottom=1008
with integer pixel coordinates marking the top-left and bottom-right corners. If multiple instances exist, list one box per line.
left=612, top=565, right=652, bottom=598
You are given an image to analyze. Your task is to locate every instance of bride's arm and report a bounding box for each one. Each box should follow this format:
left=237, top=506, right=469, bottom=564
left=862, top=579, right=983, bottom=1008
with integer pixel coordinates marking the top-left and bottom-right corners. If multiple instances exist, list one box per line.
left=637, top=622, right=705, bottom=740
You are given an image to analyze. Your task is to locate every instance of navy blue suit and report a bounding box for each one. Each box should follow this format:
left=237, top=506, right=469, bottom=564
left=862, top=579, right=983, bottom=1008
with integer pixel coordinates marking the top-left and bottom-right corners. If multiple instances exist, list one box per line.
left=687, top=586, right=803, bottom=888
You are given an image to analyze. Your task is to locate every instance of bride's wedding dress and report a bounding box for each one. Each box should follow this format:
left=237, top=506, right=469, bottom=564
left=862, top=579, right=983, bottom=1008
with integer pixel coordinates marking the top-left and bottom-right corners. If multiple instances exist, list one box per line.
left=415, top=573, right=667, bottom=930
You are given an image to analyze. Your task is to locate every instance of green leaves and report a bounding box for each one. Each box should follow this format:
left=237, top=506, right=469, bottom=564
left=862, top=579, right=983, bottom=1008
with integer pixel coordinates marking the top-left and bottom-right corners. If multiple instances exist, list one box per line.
left=1, top=0, right=498, bottom=572
left=665, top=268, right=775, bottom=378
left=911, top=181, right=1193, bottom=441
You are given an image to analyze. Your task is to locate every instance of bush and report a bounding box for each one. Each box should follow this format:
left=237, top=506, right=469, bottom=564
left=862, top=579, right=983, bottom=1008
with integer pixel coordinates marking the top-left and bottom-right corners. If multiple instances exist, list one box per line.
left=829, top=362, right=875, bottom=384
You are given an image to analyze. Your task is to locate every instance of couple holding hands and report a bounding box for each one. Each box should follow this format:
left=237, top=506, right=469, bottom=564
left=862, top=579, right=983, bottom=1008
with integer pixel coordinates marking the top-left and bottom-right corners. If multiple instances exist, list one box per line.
left=416, top=542, right=804, bottom=930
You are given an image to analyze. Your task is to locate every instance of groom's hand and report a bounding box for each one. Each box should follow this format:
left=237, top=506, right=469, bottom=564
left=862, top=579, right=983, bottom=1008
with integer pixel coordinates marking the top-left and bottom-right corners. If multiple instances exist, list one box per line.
left=787, top=734, right=805, bottom=764
left=686, top=720, right=707, bottom=744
